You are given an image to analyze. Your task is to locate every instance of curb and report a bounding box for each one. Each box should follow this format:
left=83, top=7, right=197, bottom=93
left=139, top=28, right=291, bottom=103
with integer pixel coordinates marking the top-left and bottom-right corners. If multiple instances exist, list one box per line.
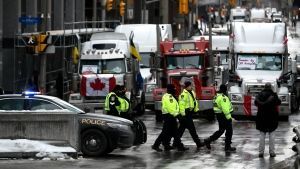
left=0, top=151, right=78, bottom=159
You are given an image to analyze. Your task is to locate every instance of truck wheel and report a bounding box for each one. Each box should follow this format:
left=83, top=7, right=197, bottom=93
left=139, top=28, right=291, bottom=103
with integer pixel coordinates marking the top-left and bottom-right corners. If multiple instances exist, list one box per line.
left=81, top=129, right=108, bottom=156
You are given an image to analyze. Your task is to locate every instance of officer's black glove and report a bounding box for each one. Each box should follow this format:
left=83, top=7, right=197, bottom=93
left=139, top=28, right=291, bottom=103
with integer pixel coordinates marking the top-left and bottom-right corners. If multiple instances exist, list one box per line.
left=177, top=115, right=184, bottom=121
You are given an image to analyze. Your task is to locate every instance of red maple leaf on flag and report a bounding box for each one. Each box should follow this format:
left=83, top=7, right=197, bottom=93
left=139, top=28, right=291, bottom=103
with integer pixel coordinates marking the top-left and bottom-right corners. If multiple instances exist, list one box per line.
left=90, top=78, right=105, bottom=90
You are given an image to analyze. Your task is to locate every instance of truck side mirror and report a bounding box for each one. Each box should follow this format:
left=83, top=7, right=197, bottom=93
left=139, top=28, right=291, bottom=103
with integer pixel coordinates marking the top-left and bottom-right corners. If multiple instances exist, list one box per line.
left=149, top=52, right=156, bottom=68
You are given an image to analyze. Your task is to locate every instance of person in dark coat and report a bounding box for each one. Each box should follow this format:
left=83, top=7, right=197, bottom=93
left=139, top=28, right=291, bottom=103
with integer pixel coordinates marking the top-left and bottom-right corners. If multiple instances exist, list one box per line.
left=254, top=82, right=281, bottom=158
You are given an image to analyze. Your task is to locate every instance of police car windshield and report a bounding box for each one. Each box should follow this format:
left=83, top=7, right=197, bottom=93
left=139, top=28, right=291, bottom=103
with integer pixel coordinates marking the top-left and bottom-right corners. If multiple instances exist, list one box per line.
left=166, top=55, right=204, bottom=70
left=79, top=59, right=126, bottom=74
left=236, top=54, right=282, bottom=71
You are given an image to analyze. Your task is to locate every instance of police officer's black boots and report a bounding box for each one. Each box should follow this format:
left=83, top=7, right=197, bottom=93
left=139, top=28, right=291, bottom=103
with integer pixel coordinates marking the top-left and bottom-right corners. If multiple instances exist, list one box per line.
left=151, top=145, right=163, bottom=152
left=164, top=145, right=175, bottom=151
left=196, top=140, right=205, bottom=149
left=225, top=145, right=236, bottom=152
left=176, top=143, right=189, bottom=151
left=204, top=138, right=211, bottom=150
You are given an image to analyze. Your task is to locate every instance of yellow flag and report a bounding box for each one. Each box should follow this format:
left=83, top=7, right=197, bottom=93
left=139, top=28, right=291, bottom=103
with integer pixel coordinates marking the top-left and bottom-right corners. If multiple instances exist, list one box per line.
left=72, top=47, right=79, bottom=64
left=129, top=34, right=141, bottom=61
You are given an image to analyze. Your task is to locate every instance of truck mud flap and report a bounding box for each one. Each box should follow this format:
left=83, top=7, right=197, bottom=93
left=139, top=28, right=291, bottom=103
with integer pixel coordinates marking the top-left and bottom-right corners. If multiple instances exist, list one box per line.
left=132, top=119, right=147, bottom=145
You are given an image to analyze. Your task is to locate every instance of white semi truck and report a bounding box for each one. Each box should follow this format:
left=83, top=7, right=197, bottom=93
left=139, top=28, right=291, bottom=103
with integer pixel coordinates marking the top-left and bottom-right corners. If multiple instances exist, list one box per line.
left=69, top=32, right=145, bottom=114
left=230, top=7, right=247, bottom=22
left=191, top=35, right=230, bottom=90
left=114, top=24, right=172, bottom=107
left=228, top=22, right=300, bottom=118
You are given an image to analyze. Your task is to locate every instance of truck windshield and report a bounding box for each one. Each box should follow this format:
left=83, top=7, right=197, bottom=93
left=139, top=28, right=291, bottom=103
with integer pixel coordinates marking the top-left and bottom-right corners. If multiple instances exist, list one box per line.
left=166, top=55, right=203, bottom=70
left=236, top=54, right=282, bottom=71
left=140, top=53, right=151, bottom=68
left=79, top=59, right=125, bottom=74
left=233, top=16, right=245, bottom=20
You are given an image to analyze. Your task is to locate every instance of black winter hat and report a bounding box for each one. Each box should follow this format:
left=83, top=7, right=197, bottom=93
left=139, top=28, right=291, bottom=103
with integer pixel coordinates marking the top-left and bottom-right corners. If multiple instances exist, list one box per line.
left=166, top=84, right=176, bottom=94
left=184, top=81, right=192, bottom=88
left=219, top=84, right=227, bottom=92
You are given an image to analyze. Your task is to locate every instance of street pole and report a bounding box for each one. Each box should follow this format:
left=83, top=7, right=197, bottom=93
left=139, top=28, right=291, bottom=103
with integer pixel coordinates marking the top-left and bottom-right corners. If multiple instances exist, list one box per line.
left=40, top=0, right=51, bottom=94
left=101, top=0, right=107, bottom=28
left=208, top=7, right=214, bottom=86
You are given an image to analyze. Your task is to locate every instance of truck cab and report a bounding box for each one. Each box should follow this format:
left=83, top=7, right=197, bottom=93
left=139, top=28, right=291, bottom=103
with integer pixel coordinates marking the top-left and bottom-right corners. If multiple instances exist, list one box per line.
left=69, top=32, right=145, bottom=114
left=114, top=24, right=172, bottom=108
left=228, top=22, right=299, bottom=118
left=152, top=39, right=216, bottom=121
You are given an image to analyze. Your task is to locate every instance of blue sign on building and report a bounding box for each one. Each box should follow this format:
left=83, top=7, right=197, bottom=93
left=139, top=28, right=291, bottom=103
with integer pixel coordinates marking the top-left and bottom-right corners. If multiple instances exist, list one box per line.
left=19, top=16, right=42, bottom=25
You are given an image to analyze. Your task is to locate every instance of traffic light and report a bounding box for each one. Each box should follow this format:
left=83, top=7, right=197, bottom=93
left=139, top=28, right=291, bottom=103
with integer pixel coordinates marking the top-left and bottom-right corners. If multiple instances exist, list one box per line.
left=106, top=0, right=114, bottom=11
left=26, top=35, right=37, bottom=54
left=119, top=0, right=126, bottom=17
left=229, top=0, right=236, bottom=7
left=179, top=0, right=188, bottom=15
left=35, top=33, right=49, bottom=54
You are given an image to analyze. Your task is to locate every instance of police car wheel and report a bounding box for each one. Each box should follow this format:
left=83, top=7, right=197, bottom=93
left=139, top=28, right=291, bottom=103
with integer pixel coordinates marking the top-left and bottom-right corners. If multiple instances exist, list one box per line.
left=81, top=129, right=108, bottom=156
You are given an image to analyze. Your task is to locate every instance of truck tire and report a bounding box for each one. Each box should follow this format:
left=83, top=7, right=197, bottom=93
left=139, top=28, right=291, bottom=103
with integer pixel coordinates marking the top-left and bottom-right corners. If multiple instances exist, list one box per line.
left=81, top=129, right=108, bottom=156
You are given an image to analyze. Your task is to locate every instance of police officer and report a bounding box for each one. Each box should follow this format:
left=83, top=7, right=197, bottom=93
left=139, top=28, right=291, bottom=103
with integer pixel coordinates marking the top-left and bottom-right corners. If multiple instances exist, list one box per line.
left=176, top=81, right=203, bottom=149
left=152, top=84, right=188, bottom=152
left=204, top=84, right=236, bottom=152
left=116, top=85, right=131, bottom=120
left=105, top=85, right=122, bottom=116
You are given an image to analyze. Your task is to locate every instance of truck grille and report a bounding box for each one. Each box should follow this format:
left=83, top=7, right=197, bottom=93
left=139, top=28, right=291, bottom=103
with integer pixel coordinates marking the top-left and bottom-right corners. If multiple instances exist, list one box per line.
left=246, top=85, right=265, bottom=96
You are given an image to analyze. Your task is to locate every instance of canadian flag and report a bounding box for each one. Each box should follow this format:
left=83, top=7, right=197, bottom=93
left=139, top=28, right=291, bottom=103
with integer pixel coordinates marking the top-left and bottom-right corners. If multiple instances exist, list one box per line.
left=80, top=74, right=116, bottom=97
left=243, top=95, right=257, bottom=116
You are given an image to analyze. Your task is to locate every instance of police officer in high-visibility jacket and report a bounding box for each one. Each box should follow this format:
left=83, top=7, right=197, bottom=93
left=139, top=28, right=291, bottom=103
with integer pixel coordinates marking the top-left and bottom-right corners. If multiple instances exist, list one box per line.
left=176, top=81, right=203, bottom=149
left=152, top=84, right=188, bottom=152
left=204, top=84, right=236, bottom=152
left=116, top=85, right=131, bottom=120
left=105, top=85, right=122, bottom=116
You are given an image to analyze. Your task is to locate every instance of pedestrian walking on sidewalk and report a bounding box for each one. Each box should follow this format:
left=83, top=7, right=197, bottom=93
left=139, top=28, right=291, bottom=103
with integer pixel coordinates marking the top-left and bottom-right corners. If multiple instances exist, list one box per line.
left=152, top=84, right=188, bottom=152
left=204, top=84, right=236, bottom=153
left=175, top=81, right=203, bottom=149
left=255, top=82, right=281, bottom=158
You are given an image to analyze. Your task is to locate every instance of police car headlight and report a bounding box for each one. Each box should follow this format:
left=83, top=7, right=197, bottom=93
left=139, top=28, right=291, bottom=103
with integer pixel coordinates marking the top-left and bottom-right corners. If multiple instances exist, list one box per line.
left=231, top=94, right=242, bottom=102
left=107, top=123, right=131, bottom=130
left=278, top=95, right=288, bottom=103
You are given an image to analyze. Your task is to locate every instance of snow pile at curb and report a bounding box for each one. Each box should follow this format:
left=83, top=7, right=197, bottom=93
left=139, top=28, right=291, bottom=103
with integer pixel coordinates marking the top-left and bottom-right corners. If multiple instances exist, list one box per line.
left=0, top=139, right=76, bottom=159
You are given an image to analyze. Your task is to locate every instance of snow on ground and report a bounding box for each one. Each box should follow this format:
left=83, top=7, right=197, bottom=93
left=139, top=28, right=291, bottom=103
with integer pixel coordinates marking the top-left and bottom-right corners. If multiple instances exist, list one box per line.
left=0, top=139, right=76, bottom=160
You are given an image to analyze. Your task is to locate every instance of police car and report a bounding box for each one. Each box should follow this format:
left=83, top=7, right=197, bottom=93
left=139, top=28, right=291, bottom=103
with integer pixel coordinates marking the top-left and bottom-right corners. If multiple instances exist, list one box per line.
left=0, top=92, right=147, bottom=156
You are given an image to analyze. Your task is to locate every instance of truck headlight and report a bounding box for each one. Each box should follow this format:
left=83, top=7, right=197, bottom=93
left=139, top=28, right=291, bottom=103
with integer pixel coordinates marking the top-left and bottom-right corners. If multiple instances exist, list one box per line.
left=69, top=93, right=82, bottom=101
left=231, top=94, right=243, bottom=102
left=279, top=95, right=288, bottom=103
left=107, top=123, right=131, bottom=131
left=145, top=84, right=156, bottom=93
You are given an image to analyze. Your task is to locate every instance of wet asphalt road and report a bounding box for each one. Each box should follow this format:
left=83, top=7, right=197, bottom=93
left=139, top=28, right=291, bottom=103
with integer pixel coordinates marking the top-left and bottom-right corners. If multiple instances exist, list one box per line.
left=0, top=109, right=299, bottom=169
